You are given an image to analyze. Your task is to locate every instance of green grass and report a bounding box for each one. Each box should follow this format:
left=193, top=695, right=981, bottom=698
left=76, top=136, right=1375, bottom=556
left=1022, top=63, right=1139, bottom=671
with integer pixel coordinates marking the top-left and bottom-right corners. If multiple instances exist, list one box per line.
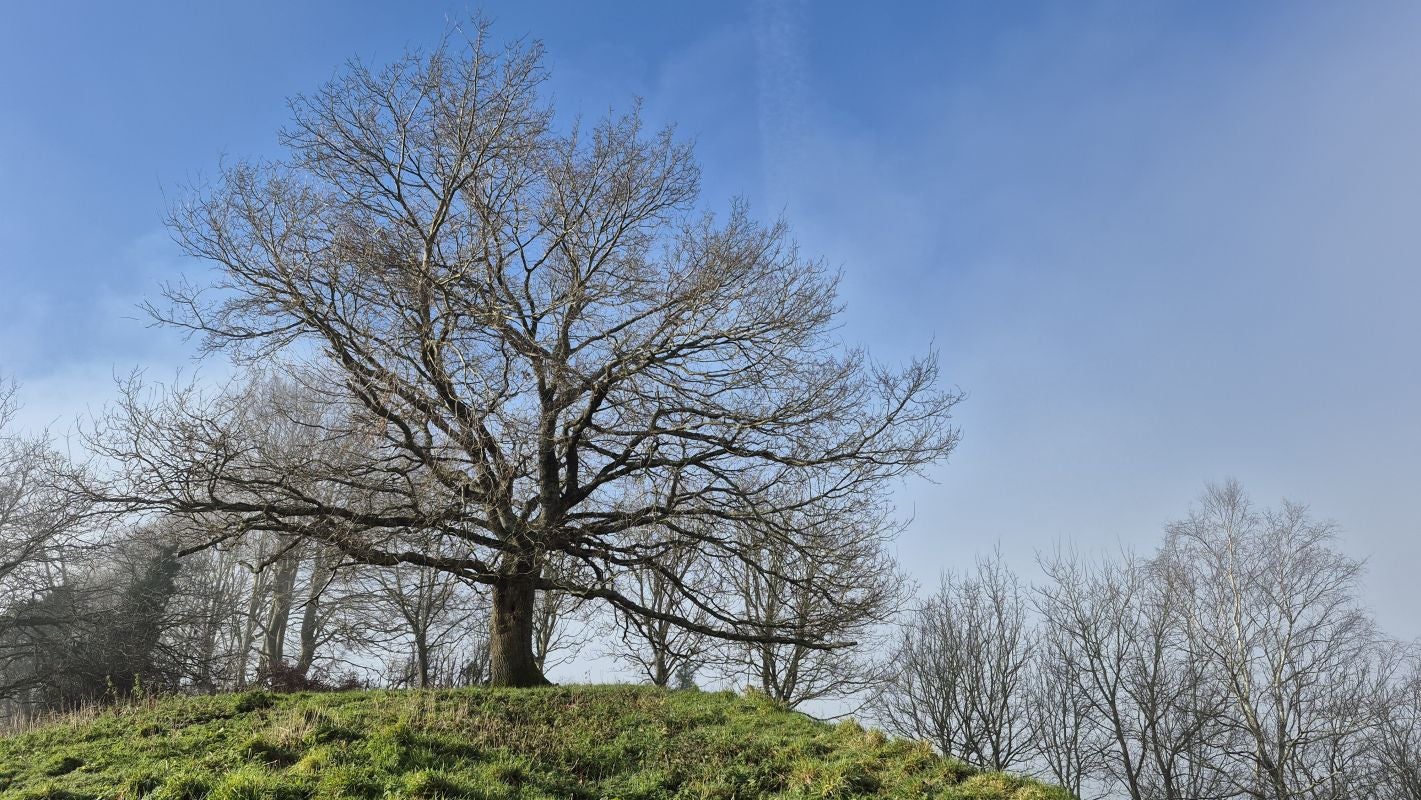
left=0, top=685, right=1070, bottom=799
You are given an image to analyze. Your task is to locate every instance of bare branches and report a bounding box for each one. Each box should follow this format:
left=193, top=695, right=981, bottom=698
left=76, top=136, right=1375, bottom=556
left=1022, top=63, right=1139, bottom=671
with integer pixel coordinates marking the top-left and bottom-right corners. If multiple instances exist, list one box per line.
left=0, top=378, right=98, bottom=714
left=875, top=552, right=1035, bottom=772
left=1160, top=480, right=1384, bottom=800
left=872, top=482, right=1408, bottom=800
left=713, top=497, right=908, bottom=711
left=90, top=19, right=960, bottom=685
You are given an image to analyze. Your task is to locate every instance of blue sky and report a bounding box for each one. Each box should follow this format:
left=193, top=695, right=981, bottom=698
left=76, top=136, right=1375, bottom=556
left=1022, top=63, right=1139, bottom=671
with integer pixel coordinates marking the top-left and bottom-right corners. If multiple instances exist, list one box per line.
left=3, top=1, right=1420, bottom=652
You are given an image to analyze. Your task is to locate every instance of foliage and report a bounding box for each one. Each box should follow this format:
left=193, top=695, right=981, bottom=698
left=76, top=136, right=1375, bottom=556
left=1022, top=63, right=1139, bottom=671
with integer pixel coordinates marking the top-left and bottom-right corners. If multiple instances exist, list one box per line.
left=0, top=685, right=1069, bottom=799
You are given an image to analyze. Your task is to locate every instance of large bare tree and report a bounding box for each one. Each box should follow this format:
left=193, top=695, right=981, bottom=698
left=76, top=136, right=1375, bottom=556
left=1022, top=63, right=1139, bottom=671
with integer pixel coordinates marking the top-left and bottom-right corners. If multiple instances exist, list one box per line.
left=77, top=22, right=959, bottom=686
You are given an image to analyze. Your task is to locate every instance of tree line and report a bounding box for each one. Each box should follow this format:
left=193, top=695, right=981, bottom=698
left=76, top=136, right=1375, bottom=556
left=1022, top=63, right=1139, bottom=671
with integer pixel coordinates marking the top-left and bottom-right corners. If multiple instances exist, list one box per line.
left=874, top=481, right=1421, bottom=800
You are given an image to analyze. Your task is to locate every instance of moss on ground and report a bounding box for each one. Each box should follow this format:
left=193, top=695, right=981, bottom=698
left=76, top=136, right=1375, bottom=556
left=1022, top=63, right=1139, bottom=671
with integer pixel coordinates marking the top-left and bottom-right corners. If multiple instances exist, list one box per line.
left=0, top=685, right=1071, bottom=799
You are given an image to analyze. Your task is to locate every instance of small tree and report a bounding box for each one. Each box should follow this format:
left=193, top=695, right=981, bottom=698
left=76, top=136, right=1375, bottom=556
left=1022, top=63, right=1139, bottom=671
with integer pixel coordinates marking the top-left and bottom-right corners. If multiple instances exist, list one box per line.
left=80, top=20, right=960, bottom=686
left=875, top=553, right=1034, bottom=771
left=715, top=497, right=906, bottom=711
left=610, top=525, right=714, bottom=687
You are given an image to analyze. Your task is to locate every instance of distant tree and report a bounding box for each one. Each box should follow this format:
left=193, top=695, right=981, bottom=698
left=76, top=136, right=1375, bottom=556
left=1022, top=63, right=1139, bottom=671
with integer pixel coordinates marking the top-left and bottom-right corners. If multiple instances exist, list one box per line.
left=0, top=379, right=91, bottom=716
left=162, top=539, right=252, bottom=693
left=1028, top=620, right=1108, bottom=800
left=78, top=20, right=960, bottom=686
left=367, top=559, right=487, bottom=689
left=101, top=541, right=182, bottom=697
left=1375, top=660, right=1421, bottom=798
left=875, top=553, right=1035, bottom=771
left=671, top=660, right=700, bottom=692
left=1036, top=549, right=1229, bottom=800
left=2, top=535, right=181, bottom=710
left=527, top=552, right=599, bottom=676
left=1161, top=481, right=1385, bottom=800
left=610, top=524, right=715, bottom=688
left=717, top=498, right=906, bottom=711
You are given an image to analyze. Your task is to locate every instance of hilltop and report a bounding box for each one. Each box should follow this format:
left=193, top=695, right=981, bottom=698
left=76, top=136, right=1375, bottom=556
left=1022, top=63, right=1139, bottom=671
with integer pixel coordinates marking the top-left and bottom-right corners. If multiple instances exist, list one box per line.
left=0, top=685, right=1068, bottom=799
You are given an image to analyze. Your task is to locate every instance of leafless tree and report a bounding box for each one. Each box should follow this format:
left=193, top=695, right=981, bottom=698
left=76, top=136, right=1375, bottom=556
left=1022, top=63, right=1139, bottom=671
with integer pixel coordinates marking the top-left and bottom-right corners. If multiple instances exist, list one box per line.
left=368, top=560, right=487, bottom=689
left=1375, top=659, right=1421, bottom=799
left=529, top=552, right=598, bottom=676
left=258, top=535, right=304, bottom=674
left=74, top=20, right=959, bottom=686
left=1036, top=549, right=1230, bottom=800
left=292, top=543, right=349, bottom=677
left=1162, top=480, right=1386, bottom=800
left=147, top=520, right=367, bottom=694
left=0, top=380, right=93, bottom=713
left=713, top=497, right=907, bottom=712
left=1028, top=620, right=1109, bottom=799
left=609, top=524, right=715, bottom=687
left=875, top=552, right=1035, bottom=771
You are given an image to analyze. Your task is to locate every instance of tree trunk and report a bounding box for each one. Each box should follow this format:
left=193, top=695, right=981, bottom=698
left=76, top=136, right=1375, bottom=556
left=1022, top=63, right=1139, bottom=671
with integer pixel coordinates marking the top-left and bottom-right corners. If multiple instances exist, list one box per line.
left=652, top=647, right=670, bottom=688
left=488, top=574, right=550, bottom=687
left=296, top=549, right=335, bottom=677
left=260, top=545, right=301, bottom=671
left=414, top=634, right=430, bottom=689
left=233, top=552, right=271, bottom=690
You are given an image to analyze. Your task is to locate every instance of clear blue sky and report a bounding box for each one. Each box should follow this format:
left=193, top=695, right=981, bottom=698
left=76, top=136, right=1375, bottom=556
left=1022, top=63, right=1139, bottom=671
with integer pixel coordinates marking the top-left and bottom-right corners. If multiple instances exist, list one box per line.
left=3, top=1, right=1420, bottom=652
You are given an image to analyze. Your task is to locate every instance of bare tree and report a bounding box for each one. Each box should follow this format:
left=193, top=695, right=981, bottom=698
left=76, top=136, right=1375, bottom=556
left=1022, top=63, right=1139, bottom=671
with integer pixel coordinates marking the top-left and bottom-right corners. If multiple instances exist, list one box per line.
left=1375, top=659, right=1421, bottom=799
left=1162, top=480, right=1385, bottom=800
left=293, top=543, right=346, bottom=677
left=714, top=498, right=906, bottom=712
left=369, top=560, right=487, bottom=689
left=1029, top=619, right=1109, bottom=799
left=148, top=506, right=374, bottom=694
left=162, top=540, right=251, bottom=693
left=258, top=536, right=303, bottom=674
left=529, top=552, right=597, bottom=676
left=875, top=553, right=1035, bottom=771
left=609, top=525, right=714, bottom=687
left=1036, top=549, right=1230, bottom=800
left=76, top=20, right=960, bottom=686
left=0, top=380, right=92, bottom=713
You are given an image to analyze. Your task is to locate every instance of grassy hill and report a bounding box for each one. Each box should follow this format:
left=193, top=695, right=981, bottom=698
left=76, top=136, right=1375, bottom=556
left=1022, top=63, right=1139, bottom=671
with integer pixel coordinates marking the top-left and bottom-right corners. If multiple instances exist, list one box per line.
left=0, top=685, right=1069, bottom=799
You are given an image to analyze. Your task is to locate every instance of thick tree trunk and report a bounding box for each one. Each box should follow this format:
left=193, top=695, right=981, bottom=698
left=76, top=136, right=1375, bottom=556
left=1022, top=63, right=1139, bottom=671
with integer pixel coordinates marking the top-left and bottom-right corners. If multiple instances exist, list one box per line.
left=488, top=573, right=550, bottom=687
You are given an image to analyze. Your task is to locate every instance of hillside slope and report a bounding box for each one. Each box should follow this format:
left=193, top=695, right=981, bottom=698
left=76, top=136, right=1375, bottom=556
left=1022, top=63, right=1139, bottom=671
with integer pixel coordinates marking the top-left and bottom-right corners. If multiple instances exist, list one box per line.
left=0, top=685, right=1069, bottom=799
